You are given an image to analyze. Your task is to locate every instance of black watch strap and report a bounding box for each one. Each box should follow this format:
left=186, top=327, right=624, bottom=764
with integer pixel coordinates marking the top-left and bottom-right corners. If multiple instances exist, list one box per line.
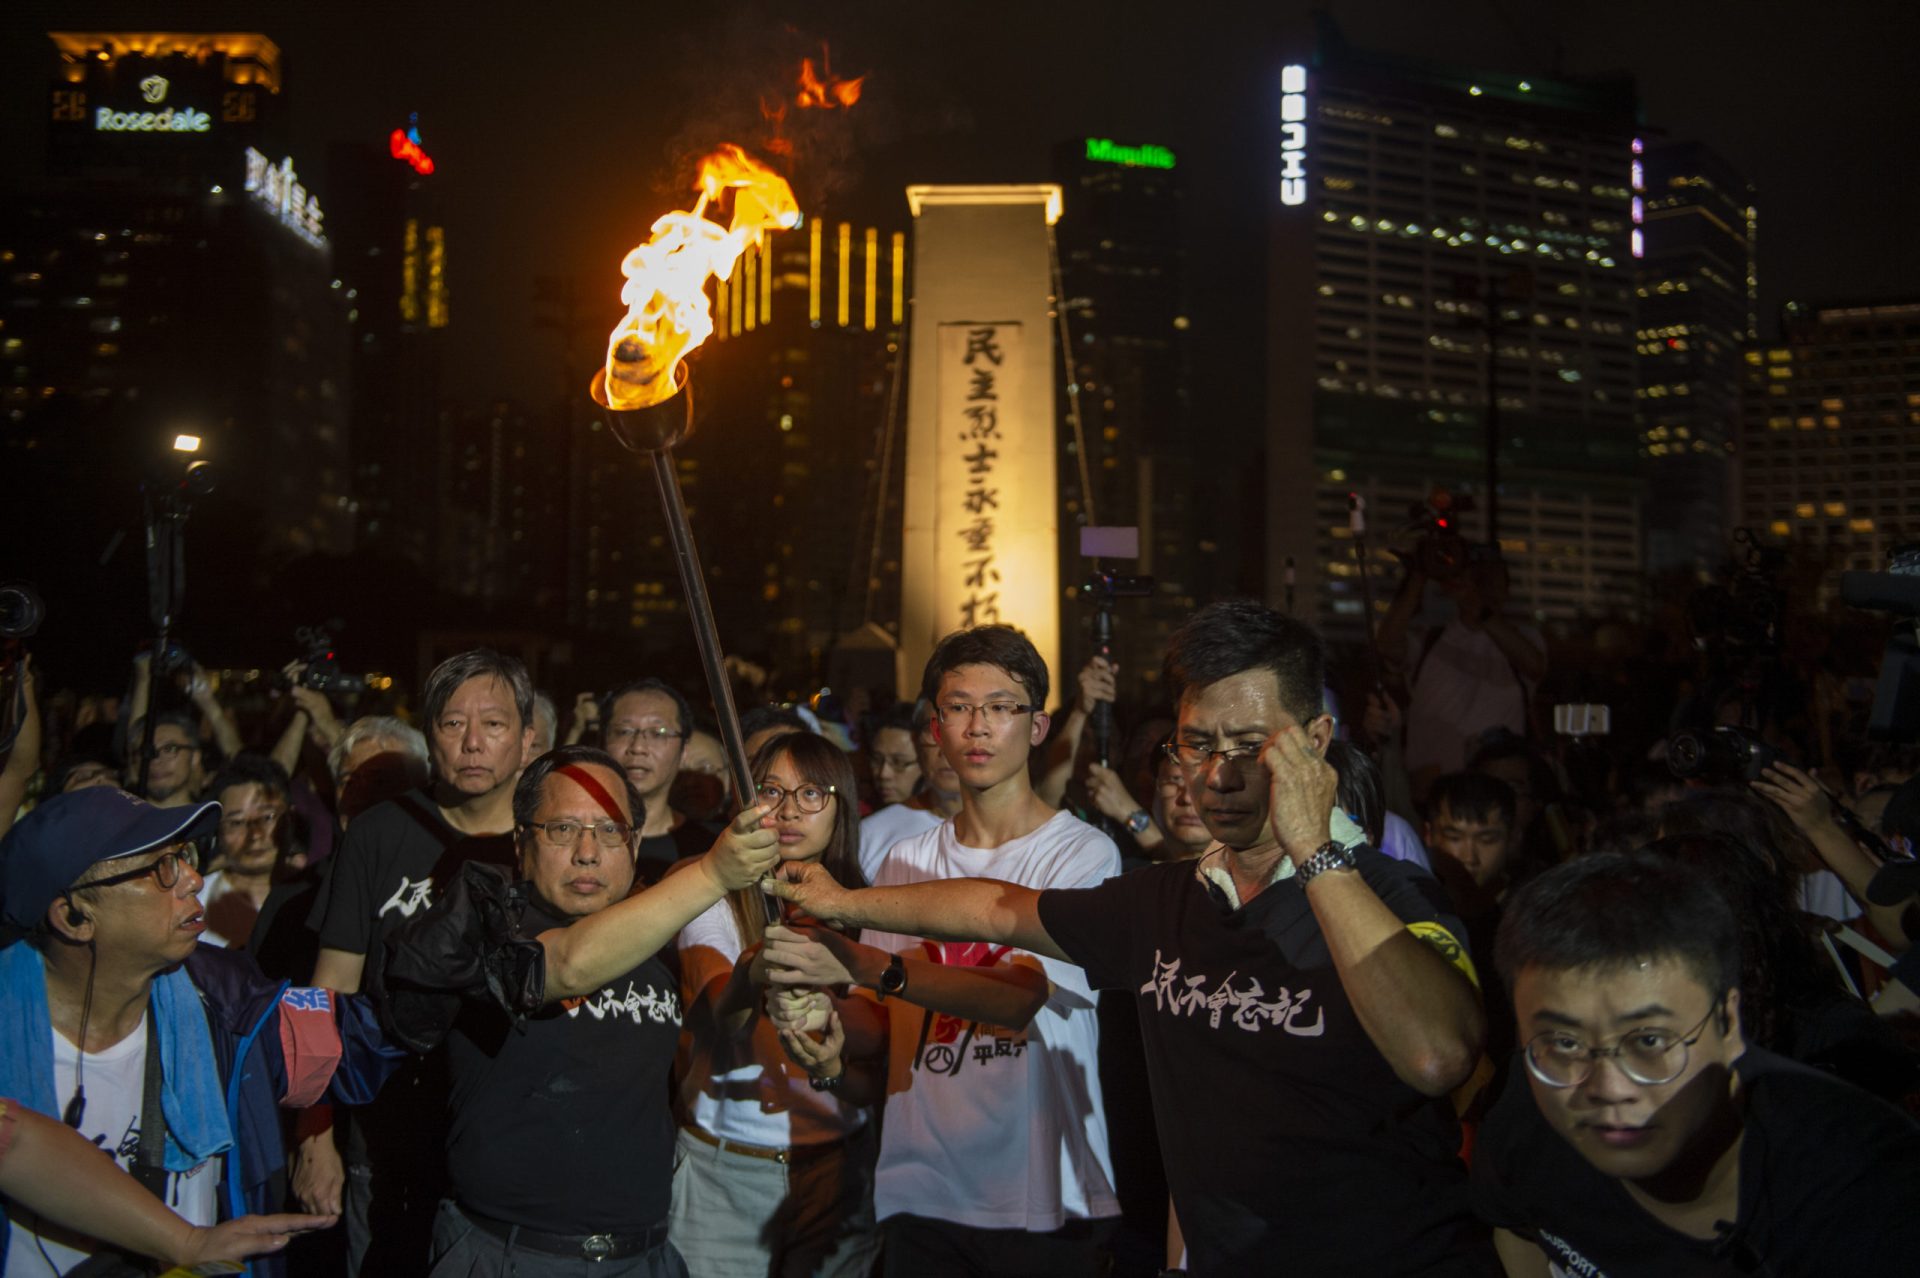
left=877, top=952, right=908, bottom=999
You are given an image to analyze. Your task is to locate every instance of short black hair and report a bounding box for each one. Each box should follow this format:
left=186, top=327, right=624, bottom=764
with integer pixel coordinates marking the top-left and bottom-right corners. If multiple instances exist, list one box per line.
left=741, top=704, right=810, bottom=741
left=919, top=625, right=1050, bottom=710
left=1494, top=852, right=1741, bottom=999
left=603, top=677, right=695, bottom=738
left=1427, top=772, right=1517, bottom=830
left=512, top=745, right=646, bottom=831
left=204, top=752, right=291, bottom=806
left=1162, top=600, right=1323, bottom=725
left=1468, top=733, right=1560, bottom=804
left=423, top=649, right=534, bottom=730
left=873, top=701, right=917, bottom=738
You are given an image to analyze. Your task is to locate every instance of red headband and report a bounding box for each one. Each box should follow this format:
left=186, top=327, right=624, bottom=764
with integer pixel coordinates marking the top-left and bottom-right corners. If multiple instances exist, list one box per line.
left=555, top=764, right=628, bottom=825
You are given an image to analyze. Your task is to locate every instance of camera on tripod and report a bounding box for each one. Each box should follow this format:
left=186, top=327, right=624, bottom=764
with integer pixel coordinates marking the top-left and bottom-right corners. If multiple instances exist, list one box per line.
left=1842, top=541, right=1920, bottom=743
left=1666, top=724, right=1780, bottom=785
left=1688, top=528, right=1786, bottom=657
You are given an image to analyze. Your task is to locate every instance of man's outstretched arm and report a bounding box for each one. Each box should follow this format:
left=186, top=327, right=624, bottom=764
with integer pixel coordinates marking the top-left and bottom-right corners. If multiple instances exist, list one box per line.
left=765, top=861, right=1069, bottom=962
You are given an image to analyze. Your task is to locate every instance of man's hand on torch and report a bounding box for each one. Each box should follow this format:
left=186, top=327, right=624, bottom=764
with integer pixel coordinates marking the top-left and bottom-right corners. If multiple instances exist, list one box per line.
left=763, top=859, right=859, bottom=926
left=764, top=922, right=874, bottom=990
left=700, top=802, right=780, bottom=893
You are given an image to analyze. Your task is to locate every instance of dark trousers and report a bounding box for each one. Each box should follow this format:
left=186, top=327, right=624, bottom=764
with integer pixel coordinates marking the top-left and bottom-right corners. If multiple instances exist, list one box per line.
left=881, top=1214, right=1116, bottom=1278
left=429, top=1200, right=690, bottom=1278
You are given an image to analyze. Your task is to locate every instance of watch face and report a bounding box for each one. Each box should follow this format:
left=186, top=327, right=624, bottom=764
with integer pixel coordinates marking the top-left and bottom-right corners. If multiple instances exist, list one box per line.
left=1127, top=811, right=1151, bottom=833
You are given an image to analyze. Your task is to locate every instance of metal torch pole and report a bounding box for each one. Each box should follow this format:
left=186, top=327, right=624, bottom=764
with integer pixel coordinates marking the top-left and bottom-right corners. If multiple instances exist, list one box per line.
left=647, top=447, right=753, bottom=810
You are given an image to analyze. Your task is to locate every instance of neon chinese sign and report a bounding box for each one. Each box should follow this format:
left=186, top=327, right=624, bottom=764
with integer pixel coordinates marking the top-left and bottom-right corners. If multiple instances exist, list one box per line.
left=390, top=120, right=435, bottom=175
left=1280, top=64, right=1308, bottom=206
left=1084, top=138, right=1175, bottom=170
left=244, top=147, right=325, bottom=248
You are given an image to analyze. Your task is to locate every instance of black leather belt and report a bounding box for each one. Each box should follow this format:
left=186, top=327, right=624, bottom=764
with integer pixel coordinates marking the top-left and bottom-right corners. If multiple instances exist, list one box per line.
left=460, top=1204, right=670, bottom=1262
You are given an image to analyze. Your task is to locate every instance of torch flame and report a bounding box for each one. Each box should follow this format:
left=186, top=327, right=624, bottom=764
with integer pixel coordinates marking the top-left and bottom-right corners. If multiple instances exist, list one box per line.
left=602, top=144, right=800, bottom=411
left=796, top=53, right=863, bottom=109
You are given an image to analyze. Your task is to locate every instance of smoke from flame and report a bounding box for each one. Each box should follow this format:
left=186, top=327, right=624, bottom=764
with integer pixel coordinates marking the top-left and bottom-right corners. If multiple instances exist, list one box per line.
left=602, top=144, right=800, bottom=411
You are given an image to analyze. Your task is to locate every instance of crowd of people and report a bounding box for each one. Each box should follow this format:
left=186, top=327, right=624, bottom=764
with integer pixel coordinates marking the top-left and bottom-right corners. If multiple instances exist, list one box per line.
left=2, top=551, right=1919, bottom=1277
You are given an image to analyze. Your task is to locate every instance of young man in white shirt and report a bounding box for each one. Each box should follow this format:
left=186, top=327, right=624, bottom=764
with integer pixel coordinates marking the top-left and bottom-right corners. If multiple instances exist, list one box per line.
left=765, top=625, right=1121, bottom=1277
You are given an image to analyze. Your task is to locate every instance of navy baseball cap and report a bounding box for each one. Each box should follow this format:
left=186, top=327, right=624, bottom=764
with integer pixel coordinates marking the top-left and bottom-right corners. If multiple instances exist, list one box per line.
left=0, top=788, right=220, bottom=942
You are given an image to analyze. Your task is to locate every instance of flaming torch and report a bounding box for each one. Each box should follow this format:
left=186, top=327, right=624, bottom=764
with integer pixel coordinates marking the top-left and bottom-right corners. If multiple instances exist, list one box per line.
left=589, top=145, right=799, bottom=915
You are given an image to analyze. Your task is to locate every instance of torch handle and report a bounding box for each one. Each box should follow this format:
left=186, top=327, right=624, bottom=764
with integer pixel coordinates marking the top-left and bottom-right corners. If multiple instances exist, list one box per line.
left=647, top=447, right=779, bottom=924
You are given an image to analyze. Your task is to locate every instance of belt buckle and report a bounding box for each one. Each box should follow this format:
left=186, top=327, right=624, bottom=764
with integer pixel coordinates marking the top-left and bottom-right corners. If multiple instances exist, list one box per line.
left=582, top=1233, right=615, bottom=1262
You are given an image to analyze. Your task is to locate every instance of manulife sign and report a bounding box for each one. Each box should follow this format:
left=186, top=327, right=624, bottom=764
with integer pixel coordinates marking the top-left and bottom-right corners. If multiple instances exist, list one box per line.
left=1084, top=138, right=1175, bottom=170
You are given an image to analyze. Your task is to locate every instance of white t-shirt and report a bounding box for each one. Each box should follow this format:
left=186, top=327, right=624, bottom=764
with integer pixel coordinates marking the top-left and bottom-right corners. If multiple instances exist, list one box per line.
left=1404, top=617, right=1544, bottom=776
left=861, top=810, right=1122, bottom=1231
left=677, top=898, right=867, bottom=1149
left=4, top=1015, right=220, bottom=1278
left=1798, top=868, right=1860, bottom=923
left=857, top=802, right=945, bottom=883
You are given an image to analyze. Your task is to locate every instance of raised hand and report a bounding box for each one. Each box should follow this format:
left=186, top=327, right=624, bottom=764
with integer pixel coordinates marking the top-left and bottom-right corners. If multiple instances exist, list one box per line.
left=777, top=1007, right=847, bottom=1080
left=1076, top=656, right=1118, bottom=715
left=1262, top=725, right=1339, bottom=862
left=766, top=986, right=832, bottom=1034
left=1752, top=761, right=1836, bottom=837
left=763, top=922, right=864, bottom=988
left=703, top=801, right=780, bottom=892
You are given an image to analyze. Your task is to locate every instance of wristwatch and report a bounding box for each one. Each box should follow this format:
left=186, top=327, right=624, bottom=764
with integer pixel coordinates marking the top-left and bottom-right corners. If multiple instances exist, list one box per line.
left=877, top=952, right=909, bottom=1000
left=807, top=1066, right=844, bottom=1092
left=1125, top=809, right=1152, bottom=834
left=1295, top=840, right=1358, bottom=887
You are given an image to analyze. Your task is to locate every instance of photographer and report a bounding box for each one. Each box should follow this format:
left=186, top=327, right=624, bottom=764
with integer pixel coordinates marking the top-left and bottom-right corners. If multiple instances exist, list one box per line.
left=1378, top=550, right=1545, bottom=800
left=269, top=661, right=347, bottom=784
left=1752, top=760, right=1911, bottom=954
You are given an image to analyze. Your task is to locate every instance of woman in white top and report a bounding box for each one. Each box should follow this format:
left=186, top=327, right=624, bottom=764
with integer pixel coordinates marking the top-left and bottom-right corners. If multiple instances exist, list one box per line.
left=669, top=731, right=880, bottom=1277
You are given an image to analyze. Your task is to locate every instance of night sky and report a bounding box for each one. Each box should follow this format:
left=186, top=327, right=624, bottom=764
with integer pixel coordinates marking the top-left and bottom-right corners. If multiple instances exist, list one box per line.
left=5, top=0, right=1918, bottom=423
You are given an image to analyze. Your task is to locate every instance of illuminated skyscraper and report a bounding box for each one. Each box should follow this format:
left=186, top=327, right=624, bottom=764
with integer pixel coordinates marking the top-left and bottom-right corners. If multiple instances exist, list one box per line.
left=1740, top=299, right=1920, bottom=600
left=1051, top=136, right=1206, bottom=700
left=1636, top=141, right=1756, bottom=580
left=1267, top=18, right=1644, bottom=639
left=1, top=32, right=352, bottom=584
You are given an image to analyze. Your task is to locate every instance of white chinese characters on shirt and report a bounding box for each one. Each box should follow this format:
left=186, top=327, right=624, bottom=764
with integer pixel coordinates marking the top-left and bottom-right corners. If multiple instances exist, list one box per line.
left=1139, top=948, right=1325, bottom=1036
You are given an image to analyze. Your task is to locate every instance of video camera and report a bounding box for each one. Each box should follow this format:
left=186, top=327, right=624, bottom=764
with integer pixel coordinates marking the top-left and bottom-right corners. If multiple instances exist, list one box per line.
left=1688, top=528, right=1786, bottom=658
left=281, top=626, right=368, bottom=697
left=1666, top=724, right=1780, bottom=786
left=1403, top=490, right=1494, bottom=582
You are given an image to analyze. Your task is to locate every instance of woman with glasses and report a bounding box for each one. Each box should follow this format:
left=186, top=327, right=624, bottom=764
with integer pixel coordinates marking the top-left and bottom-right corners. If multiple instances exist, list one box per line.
left=670, top=731, right=880, bottom=1278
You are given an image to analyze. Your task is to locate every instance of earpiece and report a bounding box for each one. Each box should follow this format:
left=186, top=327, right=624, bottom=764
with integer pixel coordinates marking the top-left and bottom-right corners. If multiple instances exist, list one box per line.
left=63, top=897, right=84, bottom=929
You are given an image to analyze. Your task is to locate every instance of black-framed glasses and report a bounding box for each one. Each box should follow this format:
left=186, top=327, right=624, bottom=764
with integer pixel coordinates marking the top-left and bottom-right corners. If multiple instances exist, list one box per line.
left=524, top=819, right=635, bottom=849
left=1164, top=739, right=1263, bottom=771
left=934, top=701, right=1034, bottom=727
left=77, top=843, right=203, bottom=894
left=605, top=725, right=691, bottom=749
left=148, top=741, right=199, bottom=761
left=756, top=782, right=837, bottom=815
left=1523, top=1002, right=1722, bottom=1088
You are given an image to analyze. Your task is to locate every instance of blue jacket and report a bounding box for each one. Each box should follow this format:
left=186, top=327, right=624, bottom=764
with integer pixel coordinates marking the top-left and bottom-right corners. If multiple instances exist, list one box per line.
left=2, top=944, right=406, bottom=1277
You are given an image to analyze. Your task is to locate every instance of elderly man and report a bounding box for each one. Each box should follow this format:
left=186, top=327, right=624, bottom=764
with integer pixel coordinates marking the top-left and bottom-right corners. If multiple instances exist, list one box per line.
left=770, top=601, right=1489, bottom=1276
left=0, top=788, right=402, bottom=1278
left=375, top=743, right=780, bottom=1276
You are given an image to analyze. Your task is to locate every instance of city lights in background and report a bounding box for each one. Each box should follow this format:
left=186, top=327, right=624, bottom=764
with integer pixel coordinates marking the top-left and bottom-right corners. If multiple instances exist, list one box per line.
left=1631, top=137, right=1645, bottom=258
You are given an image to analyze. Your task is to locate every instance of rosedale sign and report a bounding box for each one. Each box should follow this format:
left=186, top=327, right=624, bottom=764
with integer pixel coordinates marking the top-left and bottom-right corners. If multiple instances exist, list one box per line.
left=92, top=75, right=211, bottom=134
left=1084, top=137, right=1175, bottom=170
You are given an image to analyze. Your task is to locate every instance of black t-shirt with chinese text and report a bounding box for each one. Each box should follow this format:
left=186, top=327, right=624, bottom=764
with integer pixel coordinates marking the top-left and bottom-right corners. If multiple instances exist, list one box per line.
left=635, top=816, right=718, bottom=887
left=307, top=791, right=516, bottom=1167
left=1036, top=850, right=1493, bottom=1277
left=1471, top=1046, right=1920, bottom=1276
left=444, top=895, right=682, bottom=1233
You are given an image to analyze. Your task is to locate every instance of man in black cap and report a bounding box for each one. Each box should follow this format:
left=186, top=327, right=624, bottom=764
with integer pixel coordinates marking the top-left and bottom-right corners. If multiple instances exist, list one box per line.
left=0, top=788, right=403, bottom=1278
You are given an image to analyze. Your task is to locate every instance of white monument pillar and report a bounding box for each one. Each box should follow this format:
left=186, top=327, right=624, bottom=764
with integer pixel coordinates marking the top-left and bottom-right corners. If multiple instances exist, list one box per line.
left=900, top=184, right=1064, bottom=700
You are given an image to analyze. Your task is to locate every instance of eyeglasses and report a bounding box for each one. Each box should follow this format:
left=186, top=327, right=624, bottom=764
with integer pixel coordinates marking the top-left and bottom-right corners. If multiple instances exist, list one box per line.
left=934, top=701, right=1034, bottom=727
left=149, top=742, right=198, bottom=761
left=220, top=810, right=286, bottom=836
left=1523, top=1003, right=1722, bottom=1088
left=524, top=819, right=635, bottom=849
left=77, top=843, right=203, bottom=894
left=1163, top=739, right=1263, bottom=771
left=873, top=754, right=919, bottom=775
left=606, top=725, right=690, bottom=749
left=756, top=782, right=837, bottom=815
